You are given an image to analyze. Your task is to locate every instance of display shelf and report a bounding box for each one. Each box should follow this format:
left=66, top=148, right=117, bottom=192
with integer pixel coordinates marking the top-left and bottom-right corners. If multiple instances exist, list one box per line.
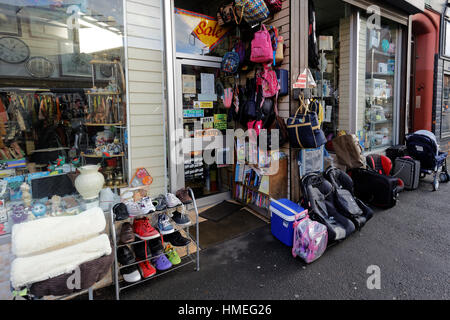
left=84, top=122, right=123, bottom=127
left=371, top=48, right=395, bottom=58
left=109, top=188, right=200, bottom=300
left=85, top=91, right=121, bottom=96
left=81, top=152, right=125, bottom=158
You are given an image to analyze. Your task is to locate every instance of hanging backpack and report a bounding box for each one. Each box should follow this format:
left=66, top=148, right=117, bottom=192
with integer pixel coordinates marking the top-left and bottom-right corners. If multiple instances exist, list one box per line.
left=264, top=0, right=283, bottom=14
left=250, top=24, right=274, bottom=64
left=234, top=40, right=246, bottom=66
left=235, top=0, right=270, bottom=26
left=221, top=50, right=240, bottom=74
left=257, top=66, right=279, bottom=98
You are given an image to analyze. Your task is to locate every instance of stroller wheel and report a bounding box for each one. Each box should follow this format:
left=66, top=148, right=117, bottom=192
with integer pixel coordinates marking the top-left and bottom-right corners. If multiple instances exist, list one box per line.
left=433, top=177, right=440, bottom=191
left=440, top=172, right=450, bottom=183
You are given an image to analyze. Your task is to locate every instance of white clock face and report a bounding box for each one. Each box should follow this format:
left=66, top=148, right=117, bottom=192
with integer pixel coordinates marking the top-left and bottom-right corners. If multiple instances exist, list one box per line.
left=0, top=37, right=30, bottom=64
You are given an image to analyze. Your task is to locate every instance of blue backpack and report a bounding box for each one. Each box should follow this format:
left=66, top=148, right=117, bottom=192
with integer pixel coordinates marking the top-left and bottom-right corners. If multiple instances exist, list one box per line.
left=221, top=49, right=240, bottom=74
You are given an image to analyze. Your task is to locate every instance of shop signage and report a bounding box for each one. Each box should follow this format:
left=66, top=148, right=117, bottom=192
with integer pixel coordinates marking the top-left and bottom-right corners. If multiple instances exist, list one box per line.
left=184, top=109, right=204, bottom=118
left=214, top=114, right=227, bottom=130
left=201, top=116, right=214, bottom=129
left=194, top=101, right=213, bottom=109
left=175, top=8, right=231, bottom=50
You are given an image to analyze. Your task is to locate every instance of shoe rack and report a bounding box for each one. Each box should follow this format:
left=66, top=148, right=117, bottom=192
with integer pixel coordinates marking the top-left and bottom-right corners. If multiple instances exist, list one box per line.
left=109, top=188, right=200, bottom=300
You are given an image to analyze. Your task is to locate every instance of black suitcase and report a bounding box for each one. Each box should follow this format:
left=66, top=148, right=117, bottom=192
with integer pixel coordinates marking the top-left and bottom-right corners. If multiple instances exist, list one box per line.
left=393, top=157, right=421, bottom=190
left=350, top=168, right=399, bottom=209
left=386, top=145, right=408, bottom=164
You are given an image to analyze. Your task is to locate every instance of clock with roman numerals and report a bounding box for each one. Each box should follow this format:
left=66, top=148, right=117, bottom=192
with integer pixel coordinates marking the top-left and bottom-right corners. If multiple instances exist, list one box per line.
left=0, top=36, right=30, bottom=64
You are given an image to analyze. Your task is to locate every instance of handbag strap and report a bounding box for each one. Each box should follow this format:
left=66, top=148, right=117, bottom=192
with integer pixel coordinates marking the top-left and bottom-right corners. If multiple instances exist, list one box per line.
left=234, top=1, right=246, bottom=25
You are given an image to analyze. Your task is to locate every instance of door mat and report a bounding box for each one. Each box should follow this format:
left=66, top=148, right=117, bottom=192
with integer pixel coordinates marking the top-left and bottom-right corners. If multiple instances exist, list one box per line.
left=190, top=209, right=267, bottom=249
left=199, top=200, right=245, bottom=222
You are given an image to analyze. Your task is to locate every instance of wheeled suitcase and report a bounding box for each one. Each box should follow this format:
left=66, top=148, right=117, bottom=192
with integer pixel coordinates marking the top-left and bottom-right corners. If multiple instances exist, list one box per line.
left=349, top=168, right=399, bottom=209
left=393, top=157, right=420, bottom=190
left=386, top=145, right=408, bottom=164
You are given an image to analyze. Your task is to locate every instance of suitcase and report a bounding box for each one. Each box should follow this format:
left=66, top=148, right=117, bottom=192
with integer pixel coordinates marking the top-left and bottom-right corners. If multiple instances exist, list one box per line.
left=275, top=68, right=289, bottom=96
left=350, top=168, right=399, bottom=209
left=386, top=145, right=408, bottom=164
left=393, top=157, right=420, bottom=190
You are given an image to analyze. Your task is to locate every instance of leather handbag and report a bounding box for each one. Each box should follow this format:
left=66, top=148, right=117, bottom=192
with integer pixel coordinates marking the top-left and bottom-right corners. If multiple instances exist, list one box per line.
left=287, top=98, right=327, bottom=149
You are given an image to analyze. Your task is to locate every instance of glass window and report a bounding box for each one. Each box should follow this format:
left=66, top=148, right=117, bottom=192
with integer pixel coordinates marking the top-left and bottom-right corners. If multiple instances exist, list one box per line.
left=0, top=0, right=127, bottom=233
left=359, top=16, right=399, bottom=151
left=442, top=75, right=450, bottom=137
left=445, top=20, right=450, bottom=57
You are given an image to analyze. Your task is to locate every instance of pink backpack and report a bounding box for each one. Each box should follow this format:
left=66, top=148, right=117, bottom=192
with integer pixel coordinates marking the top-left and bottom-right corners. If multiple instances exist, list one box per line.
left=292, top=214, right=328, bottom=264
left=250, top=24, right=274, bottom=64
left=257, top=66, right=280, bottom=98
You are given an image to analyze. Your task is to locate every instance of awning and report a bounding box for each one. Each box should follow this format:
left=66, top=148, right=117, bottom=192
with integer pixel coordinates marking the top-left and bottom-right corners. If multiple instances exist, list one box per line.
left=384, top=0, right=425, bottom=14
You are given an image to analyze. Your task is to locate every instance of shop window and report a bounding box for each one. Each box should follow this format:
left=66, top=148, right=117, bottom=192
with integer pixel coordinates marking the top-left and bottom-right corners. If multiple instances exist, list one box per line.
left=359, top=16, right=399, bottom=151
left=0, top=0, right=127, bottom=234
left=442, top=74, right=450, bottom=138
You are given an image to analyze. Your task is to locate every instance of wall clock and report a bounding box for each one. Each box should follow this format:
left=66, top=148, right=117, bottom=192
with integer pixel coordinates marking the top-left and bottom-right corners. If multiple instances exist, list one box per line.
left=26, top=56, right=55, bottom=78
left=0, top=36, right=30, bottom=64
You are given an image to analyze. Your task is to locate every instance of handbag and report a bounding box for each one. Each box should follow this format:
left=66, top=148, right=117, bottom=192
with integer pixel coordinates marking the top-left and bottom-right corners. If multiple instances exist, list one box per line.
left=287, top=98, right=327, bottom=149
left=235, top=0, right=270, bottom=25
left=275, top=36, right=284, bottom=64
left=217, top=3, right=244, bottom=26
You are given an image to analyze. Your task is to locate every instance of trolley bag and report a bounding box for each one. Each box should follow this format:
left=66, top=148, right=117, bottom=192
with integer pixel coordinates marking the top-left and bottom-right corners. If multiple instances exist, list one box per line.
left=350, top=168, right=399, bottom=209
left=393, top=157, right=421, bottom=190
left=386, top=145, right=408, bottom=164
left=292, top=214, right=328, bottom=264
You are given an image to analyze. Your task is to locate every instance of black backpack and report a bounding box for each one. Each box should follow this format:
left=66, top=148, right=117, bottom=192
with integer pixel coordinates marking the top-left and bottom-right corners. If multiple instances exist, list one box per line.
left=349, top=168, right=399, bottom=209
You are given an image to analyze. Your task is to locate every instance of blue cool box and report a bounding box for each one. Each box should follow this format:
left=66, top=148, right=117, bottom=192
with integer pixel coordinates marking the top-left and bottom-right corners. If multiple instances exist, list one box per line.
left=270, top=199, right=307, bottom=247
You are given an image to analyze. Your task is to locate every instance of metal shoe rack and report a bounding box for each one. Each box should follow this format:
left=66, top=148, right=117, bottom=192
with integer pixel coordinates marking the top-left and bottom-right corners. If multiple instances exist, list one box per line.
left=109, top=188, right=200, bottom=300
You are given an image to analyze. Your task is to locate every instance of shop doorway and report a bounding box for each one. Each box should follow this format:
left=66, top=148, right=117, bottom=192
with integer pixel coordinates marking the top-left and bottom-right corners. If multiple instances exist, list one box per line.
left=171, top=58, right=234, bottom=207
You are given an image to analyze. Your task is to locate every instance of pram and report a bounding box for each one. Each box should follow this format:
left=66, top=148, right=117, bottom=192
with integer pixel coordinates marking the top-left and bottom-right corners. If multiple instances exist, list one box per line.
left=406, top=130, right=450, bottom=191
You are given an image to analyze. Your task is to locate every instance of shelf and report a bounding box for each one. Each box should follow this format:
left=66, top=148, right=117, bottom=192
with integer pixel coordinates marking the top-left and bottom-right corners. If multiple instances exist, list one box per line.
left=85, top=91, right=121, bottom=95
left=84, top=122, right=123, bottom=127
left=368, top=119, right=391, bottom=125
left=367, top=73, right=394, bottom=77
left=371, top=48, right=395, bottom=58
left=235, top=182, right=268, bottom=196
left=81, top=152, right=125, bottom=158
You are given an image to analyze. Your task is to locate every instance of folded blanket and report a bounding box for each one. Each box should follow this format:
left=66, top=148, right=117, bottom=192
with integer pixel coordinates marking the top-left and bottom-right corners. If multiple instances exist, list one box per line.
left=12, top=207, right=106, bottom=257
left=11, top=234, right=111, bottom=289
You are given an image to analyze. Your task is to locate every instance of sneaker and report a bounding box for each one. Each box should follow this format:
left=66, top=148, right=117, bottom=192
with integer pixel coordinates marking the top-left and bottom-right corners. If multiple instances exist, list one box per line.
left=125, top=200, right=143, bottom=217
left=152, top=254, right=172, bottom=271
left=176, top=188, right=192, bottom=204
left=164, top=244, right=181, bottom=265
left=132, top=240, right=152, bottom=261
left=139, top=197, right=156, bottom=214
left=113, top=203, right=129, bottom=221
left=119, top=222, right=135, bottom=244
left=154, top=195, right=167, bottom=211
left=158, top=213, right=174, bottom=235
left=121, top=265, right=142, bottom=283
left=117, top=246, right=135, bottom=266
left=133, top=217, right=160, bottom=240
left=171, top=205, right=191, bottom=227
left=163, top=230, right=191, bottom=247
left=148, top=237, right=164, bottom=256
left=165, top=193, right=182, bottom=208
left=138, top=260, right=156, bottom=278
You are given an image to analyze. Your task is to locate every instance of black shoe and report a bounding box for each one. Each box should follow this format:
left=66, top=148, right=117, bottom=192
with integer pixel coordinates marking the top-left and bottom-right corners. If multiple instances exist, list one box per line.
left=113, top=203, right=129, bottom=221
left=148, top=237, right=164, bottom=256
left=132, top=241, right=152, bottom=261
left=117, top=246, right=135, bottom=265
left=163, top=231, right=191, bottom=247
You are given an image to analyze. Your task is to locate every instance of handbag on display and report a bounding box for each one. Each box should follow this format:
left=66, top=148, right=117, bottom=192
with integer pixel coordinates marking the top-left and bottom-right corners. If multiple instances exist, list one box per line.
left=275, top=36, right=284, bottom=65
left=221, top=49, right=240, bottom=74
left=264, top=0, right=283, bottom=14
left=287, top=98, right=327, bottom=149
left=235, top=0, right=270, bottom=26
left=250, top=24, right=274, bottom=64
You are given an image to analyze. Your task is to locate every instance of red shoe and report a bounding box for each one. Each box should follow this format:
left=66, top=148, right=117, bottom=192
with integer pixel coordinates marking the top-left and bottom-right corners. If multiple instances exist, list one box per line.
left=138, top=260, right=157, bottom=278
left=133, top=217, right=160, bottom=240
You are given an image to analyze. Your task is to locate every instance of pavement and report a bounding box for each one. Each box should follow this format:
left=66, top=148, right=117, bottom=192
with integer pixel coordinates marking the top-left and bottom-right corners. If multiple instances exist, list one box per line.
left=90, top=177, right=450, bottom=300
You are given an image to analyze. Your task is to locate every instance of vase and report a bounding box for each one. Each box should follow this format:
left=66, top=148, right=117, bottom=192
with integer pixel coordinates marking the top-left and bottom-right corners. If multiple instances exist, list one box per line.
left=75, top=164, right=105, bottom=200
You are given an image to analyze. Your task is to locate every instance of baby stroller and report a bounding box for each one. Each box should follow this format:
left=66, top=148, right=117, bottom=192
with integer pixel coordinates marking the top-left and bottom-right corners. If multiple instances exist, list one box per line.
left=406, top=130, right=450, bottom=191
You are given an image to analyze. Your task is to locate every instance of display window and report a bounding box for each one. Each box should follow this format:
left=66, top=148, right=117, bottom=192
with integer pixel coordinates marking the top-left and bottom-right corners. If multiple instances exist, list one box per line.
left=0, top=0, right=127, bottom=235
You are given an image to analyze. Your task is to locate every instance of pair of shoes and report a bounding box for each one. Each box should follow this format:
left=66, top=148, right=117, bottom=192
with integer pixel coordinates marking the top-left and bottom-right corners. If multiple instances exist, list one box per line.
left=134, top=238, right=172, bottom=271
left=158, top=213, right=174, bottom=235
left=113, top=203, right=129, bottom=221
left=164, top=244, right=181, bottom=265
left=172, top=205, right=191, bottom=226
left=132, top=240, right=157, bottom=278
left=134, top=217, right=160, bottom=240
left=153, top=195, right=167, bottom=211
left=176, top=188, right=193, bottom=204
left=117, top=246, right=141, bottom=283
left=163, top=230, right=191, bottom=247
left=165, top=193, right=183, bottom=208
left=138, top=197, right=156, bottom=214
left=119, top=222, right=135, bottom=244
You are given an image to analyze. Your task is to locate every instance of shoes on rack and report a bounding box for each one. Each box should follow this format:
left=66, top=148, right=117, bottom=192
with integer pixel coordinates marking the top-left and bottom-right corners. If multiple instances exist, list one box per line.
left=154, top=195, right=167, bottom=211
left=157, top=213, right=175, bottom=235
left=171, top=205, right=191, bottom=227
left=119, top=222, right=135, bottom=244
left=152, top=254, right=172, bottom=271
left=117, top=246, right=141, bottom=283
left=132, top=240, right=152, bottom=261
left=148, top=237, right=164, bottom=256
left=175, top=188, right=192, bottom=204
left=133, top=217, right=160, bottom=240
left=113, top=203, right=129, bottom=221
left=124, top=200, right=143, bottom=217
left=148, top=237, right=172, bottom=271
left=121, top=266, right=142, bottom=283
left=138, top=260, right=156, bottom=278
left=163, top=230, right=191, bottom=247
left=165, top=193, right=182, bottom=208
left=164, top=244, right=181, bottom=265
left=117, top=246, right=135, bottom=265
left=139, top=197, right=156, bottom=214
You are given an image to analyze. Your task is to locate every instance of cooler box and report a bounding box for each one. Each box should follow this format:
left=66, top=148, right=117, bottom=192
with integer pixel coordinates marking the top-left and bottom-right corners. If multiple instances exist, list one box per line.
left=270, top=199, right=307, bottom=247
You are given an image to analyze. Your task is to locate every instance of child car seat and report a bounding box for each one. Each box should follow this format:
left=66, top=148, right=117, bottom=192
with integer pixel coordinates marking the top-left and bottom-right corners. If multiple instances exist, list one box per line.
left=366, top=154, right=405, bottom=191
left=324, top=167, right=374, bottom=230
left=301, top=173, right=356, bottom=242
